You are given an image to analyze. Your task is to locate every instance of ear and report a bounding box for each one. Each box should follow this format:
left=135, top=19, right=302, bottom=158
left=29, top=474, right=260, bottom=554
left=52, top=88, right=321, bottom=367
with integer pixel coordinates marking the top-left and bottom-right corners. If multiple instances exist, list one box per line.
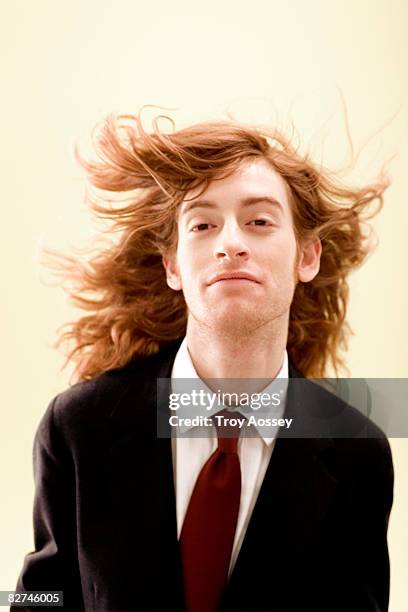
left=162, top=252, right=182, bottom=291
left=297, top=237, right=322, bottom=282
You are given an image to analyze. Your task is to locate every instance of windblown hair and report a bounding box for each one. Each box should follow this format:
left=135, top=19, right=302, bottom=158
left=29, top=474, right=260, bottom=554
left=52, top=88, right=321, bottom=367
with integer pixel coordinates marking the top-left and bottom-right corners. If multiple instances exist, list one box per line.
left=49, top=111, right=389, bottom=382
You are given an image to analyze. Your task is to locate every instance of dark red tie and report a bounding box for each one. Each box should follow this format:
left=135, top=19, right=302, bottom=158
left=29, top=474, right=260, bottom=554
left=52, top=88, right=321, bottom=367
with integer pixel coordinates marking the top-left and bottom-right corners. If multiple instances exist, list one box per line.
left=180, top=410, right=242, bottom=612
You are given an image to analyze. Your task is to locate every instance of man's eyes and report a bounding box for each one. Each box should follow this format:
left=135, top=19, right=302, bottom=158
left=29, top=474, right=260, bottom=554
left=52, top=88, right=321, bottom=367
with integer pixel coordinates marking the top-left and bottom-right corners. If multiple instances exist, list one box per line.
left=190, top=219, right=274, bottom=232
left=248, top=219, right=271, bottom=226
left=191, top=223, right=214, bottom=232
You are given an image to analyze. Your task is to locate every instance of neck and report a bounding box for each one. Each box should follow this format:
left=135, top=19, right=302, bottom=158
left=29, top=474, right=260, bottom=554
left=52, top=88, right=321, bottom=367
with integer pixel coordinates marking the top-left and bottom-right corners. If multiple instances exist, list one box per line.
left=185, top=315, right=288, bottom=384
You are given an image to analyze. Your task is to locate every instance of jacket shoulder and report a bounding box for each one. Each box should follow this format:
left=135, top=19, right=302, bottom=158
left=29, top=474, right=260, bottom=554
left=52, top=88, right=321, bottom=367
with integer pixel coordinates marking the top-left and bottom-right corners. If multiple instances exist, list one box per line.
left=301, top=379, right=394, bottom=484
left=38, top=343, right=179, bottom=443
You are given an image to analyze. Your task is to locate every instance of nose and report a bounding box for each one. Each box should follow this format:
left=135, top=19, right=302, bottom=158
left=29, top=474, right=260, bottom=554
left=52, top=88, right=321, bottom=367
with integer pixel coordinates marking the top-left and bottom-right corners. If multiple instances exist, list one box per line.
left=214, top=220, right=250, bottom=262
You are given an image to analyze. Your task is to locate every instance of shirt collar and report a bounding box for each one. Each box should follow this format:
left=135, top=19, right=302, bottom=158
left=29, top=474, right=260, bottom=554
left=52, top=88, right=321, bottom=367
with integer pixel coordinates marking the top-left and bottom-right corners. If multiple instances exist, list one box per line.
left=170, top=337, right=289, bottom=444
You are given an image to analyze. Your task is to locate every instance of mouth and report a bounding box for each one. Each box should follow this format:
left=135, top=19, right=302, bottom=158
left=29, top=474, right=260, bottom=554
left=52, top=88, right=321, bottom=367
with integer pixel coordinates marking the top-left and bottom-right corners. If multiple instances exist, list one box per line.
left=208, top=272, right=261, bottom=285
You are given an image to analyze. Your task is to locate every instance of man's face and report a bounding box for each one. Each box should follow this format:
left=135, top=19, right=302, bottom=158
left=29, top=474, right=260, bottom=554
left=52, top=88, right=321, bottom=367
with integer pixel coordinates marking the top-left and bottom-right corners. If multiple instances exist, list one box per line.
left=163, top=159, right=321, bottom=336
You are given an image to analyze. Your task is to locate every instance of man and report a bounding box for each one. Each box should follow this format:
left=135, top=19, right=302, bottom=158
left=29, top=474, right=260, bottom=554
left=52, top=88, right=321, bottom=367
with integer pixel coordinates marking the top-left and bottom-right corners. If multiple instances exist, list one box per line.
left=14, top=114, right=393, bottom=611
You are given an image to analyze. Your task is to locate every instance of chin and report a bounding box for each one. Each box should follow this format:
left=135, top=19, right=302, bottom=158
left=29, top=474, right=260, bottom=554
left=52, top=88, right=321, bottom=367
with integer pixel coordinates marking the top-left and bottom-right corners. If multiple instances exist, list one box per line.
left=209, top=307, right=266, bottom=336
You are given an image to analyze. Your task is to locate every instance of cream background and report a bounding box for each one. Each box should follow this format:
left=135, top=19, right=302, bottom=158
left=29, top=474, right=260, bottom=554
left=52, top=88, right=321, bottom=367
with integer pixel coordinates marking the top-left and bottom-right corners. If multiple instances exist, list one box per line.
left=1, top=0, right=407, bottom=609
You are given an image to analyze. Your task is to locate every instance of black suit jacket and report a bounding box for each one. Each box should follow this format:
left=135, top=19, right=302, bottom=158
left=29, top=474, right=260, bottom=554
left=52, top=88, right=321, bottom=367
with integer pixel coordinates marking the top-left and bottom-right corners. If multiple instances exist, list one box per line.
left=14, top=341, right=394, bottom=612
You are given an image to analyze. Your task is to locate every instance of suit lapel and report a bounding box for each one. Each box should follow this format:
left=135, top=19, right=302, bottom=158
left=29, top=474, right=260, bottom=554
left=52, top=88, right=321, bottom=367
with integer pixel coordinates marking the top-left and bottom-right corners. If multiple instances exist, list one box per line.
left=107, top=343, right=185, bottom=608
left=224, top=368, right=338, bottom=605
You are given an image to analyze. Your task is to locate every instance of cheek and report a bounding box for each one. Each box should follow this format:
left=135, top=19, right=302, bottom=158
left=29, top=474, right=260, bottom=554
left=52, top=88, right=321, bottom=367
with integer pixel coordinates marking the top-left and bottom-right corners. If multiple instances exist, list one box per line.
left=266, top=234, right=298, bottom=264
left=176, top=246, right=201, bottom=290
left=179, top=241, right=203, bottom=270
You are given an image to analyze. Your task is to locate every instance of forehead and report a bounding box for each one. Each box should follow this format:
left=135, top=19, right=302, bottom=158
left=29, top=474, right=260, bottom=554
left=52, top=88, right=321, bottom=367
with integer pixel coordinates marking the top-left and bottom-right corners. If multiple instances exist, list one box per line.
left=180, top=159, right=291, bottom=214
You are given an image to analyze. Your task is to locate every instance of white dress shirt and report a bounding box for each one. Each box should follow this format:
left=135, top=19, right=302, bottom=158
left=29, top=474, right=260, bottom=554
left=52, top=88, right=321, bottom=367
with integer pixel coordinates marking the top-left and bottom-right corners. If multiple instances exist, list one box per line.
left=170, top=338, right=289, bottom=576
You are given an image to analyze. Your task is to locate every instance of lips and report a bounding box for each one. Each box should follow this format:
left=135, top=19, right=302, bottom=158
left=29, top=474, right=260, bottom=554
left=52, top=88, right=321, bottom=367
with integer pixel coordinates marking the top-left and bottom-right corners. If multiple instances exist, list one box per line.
left=208, top=271, right=261, bottom=285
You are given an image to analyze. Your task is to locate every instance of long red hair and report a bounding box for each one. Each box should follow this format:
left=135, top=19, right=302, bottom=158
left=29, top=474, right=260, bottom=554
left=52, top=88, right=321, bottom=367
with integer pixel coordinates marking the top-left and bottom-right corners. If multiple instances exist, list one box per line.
left=46, top=112, right=389, bottom=381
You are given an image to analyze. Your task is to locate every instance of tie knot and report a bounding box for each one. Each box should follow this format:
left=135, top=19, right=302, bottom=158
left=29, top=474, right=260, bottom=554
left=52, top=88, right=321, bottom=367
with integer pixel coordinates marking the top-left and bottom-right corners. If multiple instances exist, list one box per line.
left=213, top=409, right=242, bottom=453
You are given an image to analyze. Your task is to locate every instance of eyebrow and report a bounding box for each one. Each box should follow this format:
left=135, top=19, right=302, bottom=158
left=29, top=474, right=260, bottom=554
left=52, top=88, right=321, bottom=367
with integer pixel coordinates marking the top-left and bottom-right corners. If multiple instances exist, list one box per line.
left=180, top=196, right=284, bottom=217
